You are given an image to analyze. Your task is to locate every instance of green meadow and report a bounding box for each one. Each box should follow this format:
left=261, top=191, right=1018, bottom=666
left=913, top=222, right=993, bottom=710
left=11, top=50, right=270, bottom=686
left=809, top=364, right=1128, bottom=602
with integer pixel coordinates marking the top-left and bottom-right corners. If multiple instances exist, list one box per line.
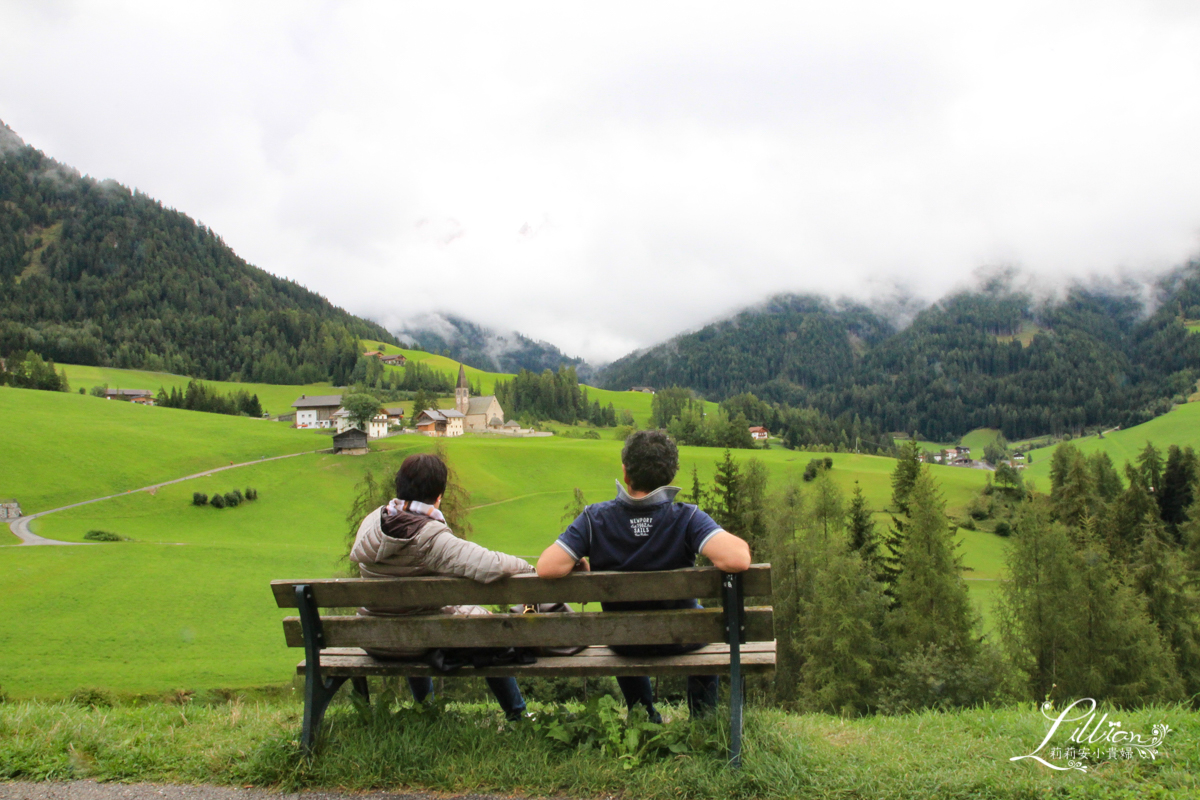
left=1024, top=400, right=1200, bottom=486
left=0, top=386, right=328, bottom=514
left=58, top=363, right=337, bottom=418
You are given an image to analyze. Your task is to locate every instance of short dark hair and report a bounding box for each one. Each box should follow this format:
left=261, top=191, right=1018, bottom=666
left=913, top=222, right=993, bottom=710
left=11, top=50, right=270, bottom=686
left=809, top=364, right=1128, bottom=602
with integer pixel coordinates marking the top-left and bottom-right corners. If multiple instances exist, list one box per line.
left=621, top=430, right=679, bottom=492
left=394, top=453, right=448, bottom=504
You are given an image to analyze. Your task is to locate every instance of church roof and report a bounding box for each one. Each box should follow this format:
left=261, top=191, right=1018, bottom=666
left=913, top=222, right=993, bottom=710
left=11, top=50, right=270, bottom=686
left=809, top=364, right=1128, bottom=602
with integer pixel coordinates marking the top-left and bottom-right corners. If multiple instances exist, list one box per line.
left=466, top=396, right=498, bottom=415
left=456, top=364, right=469, bottom=390
left=489, top=416, right=503, bottom=427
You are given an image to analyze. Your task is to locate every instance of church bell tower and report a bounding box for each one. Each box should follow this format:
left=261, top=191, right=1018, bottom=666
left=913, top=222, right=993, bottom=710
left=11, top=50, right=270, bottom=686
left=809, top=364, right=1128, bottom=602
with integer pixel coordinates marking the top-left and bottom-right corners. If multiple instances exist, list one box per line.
left=455, top=364, right=469, bottom=414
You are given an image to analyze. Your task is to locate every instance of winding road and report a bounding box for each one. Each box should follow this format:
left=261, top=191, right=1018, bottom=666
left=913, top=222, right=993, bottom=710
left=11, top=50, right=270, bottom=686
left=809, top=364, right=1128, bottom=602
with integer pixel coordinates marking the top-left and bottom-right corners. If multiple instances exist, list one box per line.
left=6, top=448, right=326, bottom=546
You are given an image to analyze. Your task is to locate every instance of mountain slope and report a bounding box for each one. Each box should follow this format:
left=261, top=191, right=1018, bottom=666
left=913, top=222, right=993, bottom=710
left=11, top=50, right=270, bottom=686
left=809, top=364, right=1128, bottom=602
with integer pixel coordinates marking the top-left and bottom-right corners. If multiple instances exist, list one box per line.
left=599, top=276, right=1200, bottom=441
left=396, top=312, right=589, bottom=378
left=0, top=120, right=397, bottom=384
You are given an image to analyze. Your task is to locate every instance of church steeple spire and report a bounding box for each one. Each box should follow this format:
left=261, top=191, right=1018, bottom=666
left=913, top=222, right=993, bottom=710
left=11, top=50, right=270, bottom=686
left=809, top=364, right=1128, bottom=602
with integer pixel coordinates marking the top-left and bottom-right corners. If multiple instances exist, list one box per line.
left=455, top=364, right=469, bottom=413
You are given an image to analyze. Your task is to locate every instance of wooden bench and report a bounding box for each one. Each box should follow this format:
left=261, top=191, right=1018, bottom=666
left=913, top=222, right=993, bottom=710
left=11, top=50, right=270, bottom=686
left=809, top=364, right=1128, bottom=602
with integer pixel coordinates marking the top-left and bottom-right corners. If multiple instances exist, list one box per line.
left=271, top=564, right=773, bottom=766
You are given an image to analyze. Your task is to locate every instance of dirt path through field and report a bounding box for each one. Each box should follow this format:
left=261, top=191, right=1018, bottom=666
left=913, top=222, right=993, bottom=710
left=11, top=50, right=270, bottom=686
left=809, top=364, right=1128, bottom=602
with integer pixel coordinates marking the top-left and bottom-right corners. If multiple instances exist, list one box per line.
left=6, top=449, right=326, bottom=546
left=0, top=782, right=526, bottom=800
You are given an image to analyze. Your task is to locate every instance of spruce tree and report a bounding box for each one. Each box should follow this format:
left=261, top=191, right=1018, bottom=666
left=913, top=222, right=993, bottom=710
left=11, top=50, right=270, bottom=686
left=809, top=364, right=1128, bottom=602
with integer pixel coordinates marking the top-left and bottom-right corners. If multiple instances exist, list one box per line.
left=808, top=468, right=844, bottom=543
left=1137, top=441, right=1164, bottom=493
left=764, top=475, right=810, bottom=703
left=846, top=481, right=882, bottom=574
left=888, top=470, right=977, bottom=656
left=1052, top=446, right=1094, bottom=529
left=800, top=546, right=889, bottom=715
left=712, top=449, right=742, bottom=533
left=890, top=439, right=923, bottom=513
left=1135, top=512, right=1200, bottom=703
left=1070, top=523, right=1181, bottom=704
left=1158, top=445, right=1198, bottom=536
left=997, top=504, right=1082, bottom=702
left=1102, top=466, right=1157, bottom=562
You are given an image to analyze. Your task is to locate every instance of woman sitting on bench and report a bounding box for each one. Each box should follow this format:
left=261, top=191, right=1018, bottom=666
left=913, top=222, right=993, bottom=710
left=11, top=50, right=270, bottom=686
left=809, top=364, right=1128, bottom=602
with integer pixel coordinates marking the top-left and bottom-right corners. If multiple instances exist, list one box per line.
left=349, top=452, right=535, bottom=720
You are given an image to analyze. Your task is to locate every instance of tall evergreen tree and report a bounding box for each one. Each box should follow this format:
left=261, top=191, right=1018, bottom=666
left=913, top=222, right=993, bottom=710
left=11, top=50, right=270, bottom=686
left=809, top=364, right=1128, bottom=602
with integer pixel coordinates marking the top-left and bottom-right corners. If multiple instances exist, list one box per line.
left=846, top=481, right=883, bottom=578
left=997, top=504, right=1082, bottom=702
left=887, top=470, right=977, bottom=656
left=890, top=439, right=923, bottom=514
left=800, top=546, right=889, bottom=715
left=1135, top=512, right=1200, bottom=704
left=1158, top=445, right=1198, bottom=536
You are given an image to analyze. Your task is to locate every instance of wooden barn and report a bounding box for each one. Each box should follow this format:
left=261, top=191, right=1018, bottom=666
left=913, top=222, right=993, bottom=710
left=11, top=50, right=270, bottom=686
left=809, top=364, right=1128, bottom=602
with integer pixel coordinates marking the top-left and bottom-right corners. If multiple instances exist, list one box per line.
left=332, top=428, right=369, bottom=455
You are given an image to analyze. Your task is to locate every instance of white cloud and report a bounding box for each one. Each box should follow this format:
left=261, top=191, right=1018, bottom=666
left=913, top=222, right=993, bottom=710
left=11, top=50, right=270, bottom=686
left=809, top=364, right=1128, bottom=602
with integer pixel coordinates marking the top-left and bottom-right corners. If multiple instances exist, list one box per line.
left=2, top=0, right=1199, bottom=362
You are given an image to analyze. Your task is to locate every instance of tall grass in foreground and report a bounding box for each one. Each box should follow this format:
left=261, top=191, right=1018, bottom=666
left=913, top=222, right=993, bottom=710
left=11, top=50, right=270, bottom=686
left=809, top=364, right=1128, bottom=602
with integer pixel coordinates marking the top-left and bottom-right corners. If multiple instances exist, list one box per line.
left=2, top=697, right=1198, bottom=799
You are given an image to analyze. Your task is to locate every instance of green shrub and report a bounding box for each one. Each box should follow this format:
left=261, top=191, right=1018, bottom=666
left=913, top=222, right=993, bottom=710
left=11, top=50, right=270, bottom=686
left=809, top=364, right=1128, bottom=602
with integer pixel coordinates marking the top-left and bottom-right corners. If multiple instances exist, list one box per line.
left=210, top=493, right=226, bottom=509
left=192, top=492, right=208, bottom=506
left=83, top=530, right=126, bottom=542
left=69, top=687, right=114, bottom=708
left=244, top=487, right=258, bottom=501
left=994, top=520, right=1012, bottom=537
left=224, top=491, right=241, bottom=507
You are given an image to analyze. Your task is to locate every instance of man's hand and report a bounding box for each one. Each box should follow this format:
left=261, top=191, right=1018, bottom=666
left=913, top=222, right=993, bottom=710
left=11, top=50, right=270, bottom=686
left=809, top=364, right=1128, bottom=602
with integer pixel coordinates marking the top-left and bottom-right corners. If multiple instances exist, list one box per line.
left=700, top=531, right=752, bottom=573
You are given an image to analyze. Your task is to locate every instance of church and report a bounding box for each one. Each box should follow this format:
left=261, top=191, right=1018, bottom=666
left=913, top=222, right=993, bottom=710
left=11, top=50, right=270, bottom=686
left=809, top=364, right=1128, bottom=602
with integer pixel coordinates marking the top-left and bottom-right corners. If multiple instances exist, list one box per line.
left=455, top=364, right=506, bottom=432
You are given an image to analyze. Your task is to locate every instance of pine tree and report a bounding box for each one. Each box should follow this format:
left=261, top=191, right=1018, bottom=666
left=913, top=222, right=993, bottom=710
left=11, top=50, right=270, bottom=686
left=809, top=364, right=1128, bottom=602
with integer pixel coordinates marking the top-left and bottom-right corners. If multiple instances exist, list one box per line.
left=888, top=470, right=977, bottom=657
left=764, top=475, right=809, bottom=704
left=846, top=481, right=883, bottom=577
left=1053, top=448, right=1095, bottom=530
left=808, top=468, right=844, bottom=543
left=712, top=449, right=741, bottom=533
left=1158, top=445, right=1198, bottom=536
left=1070, top=523, right=1181, bottom=704
left=799, top=546, right=889, bottom=715
left=997, top=504, right=1081, bottom=702
left=1137, top=441, right=1164, bottom=493
left=1135, top=512, right=1200, bottom=703
left=410, top=388, right=430, bottom=425
left=890, top=439, right=923, bottom=513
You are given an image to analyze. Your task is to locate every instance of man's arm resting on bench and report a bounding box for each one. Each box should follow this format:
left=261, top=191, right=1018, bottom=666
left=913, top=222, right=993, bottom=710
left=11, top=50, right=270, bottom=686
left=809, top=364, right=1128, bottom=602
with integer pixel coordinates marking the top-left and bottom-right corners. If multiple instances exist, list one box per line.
left=700, top=531, right=752, bottom=573
left=535, top=531, right=751, bottom=577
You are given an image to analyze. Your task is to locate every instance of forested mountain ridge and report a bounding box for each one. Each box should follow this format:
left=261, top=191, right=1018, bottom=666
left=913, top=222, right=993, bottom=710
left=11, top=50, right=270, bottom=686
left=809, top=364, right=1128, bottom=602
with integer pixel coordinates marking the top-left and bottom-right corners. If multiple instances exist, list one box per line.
left=599, top=274, right=1200, bottom=441
left=397, top=313, right=590, bottom=379
left=0, top=121, right=398, bottom=384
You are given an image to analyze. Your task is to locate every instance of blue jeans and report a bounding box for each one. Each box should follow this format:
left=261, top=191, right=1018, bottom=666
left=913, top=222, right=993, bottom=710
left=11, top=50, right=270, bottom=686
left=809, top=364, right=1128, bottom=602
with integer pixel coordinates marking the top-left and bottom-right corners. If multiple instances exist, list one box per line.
left=406, top=676, right=526, bottom=720
left=604, top=598, right=720, bottom=721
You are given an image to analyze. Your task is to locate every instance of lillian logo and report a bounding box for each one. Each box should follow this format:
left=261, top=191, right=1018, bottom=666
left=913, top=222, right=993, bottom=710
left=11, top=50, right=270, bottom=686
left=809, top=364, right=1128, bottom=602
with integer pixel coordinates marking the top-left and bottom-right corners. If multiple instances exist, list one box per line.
left=1011, top=698, right=1171, bottom=772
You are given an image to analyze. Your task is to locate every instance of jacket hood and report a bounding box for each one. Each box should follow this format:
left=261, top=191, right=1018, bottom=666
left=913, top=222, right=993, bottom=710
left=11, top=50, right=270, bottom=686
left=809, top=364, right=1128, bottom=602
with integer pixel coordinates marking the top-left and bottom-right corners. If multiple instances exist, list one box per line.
left=381, top=507, right=438, bottom=540
left=614, top=480, right=681, bottom=508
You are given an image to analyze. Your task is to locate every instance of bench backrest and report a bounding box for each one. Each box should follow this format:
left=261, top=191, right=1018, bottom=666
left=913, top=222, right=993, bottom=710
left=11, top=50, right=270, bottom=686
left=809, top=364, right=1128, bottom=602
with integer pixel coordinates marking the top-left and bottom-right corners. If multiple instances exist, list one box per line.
left=273, top=564, right=772, bottom=651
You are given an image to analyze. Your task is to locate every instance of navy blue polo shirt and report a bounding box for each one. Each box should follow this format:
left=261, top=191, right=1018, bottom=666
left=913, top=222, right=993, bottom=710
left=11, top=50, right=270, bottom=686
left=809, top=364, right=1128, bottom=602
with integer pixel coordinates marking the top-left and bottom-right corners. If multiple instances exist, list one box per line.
left=555, top=482, right=722, bottom=573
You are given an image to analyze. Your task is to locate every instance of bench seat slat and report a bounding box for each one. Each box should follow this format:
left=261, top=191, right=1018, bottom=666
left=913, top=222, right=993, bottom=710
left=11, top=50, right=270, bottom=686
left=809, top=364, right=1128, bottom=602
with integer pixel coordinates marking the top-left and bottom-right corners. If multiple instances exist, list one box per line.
left=272, top=565, right=772, bottom=609
left=299, top=643, right=777, bottom=678
left=283, top=607, right=774, bottom=650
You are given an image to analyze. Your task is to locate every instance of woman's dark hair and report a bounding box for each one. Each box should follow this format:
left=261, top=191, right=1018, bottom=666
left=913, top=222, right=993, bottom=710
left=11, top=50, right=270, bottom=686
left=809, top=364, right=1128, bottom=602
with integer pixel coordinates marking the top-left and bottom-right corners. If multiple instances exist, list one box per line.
left=394, top=453, right=448, bottom=504
left=621, top=430, right=679, bottom=492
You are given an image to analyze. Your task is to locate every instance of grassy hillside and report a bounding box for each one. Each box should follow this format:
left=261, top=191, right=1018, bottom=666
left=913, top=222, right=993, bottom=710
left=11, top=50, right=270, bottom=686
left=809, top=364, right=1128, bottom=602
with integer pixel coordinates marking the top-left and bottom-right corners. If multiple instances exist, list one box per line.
left=1024, top=401, right=1200, bottom=486
left=0, top=386, right=327, bottom=513
left=1, top=383, right=1000, bottom=696
left=360, top=339, right=714, bottom=427
left=59, top=363, right=338, bottom=417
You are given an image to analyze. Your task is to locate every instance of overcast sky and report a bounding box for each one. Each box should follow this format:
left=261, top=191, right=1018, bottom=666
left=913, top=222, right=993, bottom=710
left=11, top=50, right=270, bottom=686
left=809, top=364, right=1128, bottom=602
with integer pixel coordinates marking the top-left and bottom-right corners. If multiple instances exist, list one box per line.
left=3, top=1, right=1200, bottom=362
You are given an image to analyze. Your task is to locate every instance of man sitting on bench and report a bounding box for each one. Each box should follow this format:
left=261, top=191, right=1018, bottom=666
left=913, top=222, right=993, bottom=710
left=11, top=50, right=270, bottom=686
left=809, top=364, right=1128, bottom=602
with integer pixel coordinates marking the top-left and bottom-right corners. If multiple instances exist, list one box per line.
left=535, top=430, right=751, bottom=722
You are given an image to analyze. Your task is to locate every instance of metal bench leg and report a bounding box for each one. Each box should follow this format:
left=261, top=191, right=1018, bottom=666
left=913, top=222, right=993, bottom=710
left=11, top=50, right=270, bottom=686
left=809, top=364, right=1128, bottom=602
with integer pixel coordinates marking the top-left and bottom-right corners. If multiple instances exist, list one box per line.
left=296, top=585, right=348, bottom=754
left=723, top=572, right=745, bottom=768
left=351, top=677, right=370, bottom=705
